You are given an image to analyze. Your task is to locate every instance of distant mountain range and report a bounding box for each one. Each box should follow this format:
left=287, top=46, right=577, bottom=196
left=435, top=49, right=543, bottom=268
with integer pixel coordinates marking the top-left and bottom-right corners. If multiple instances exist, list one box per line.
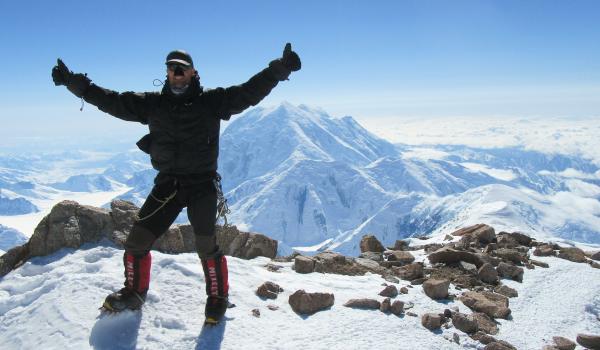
left=0, top=103, right=598, bottom=256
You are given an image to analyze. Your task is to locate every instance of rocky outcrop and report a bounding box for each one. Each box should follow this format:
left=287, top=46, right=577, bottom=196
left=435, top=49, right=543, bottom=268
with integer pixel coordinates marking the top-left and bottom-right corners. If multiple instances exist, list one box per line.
left=29, top=200, right=113, bottom=257
left=0, top=200, right=278, bottom=277
left=379, top=285, right=398, bottom=298
left=576, top=333, right=600, bottom=349
left=496, top=262, right=524, bottom=282
left=288, top=290, right=334, bottom=315
left=557, top=247, right=587, bottom=263
left=392, top=262, right=424, bottom=281
left=428, top=246, right=484, bottom=268
left=421, top=313, right=444, bottom=330
left=452, top=312, right=478, bottom=334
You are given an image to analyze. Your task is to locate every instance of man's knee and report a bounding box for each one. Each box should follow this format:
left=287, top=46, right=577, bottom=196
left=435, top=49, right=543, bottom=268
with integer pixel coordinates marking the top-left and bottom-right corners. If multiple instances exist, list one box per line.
left=196, top=234, right=220, bottom=259
left=125, top=225, right=156, bottom=256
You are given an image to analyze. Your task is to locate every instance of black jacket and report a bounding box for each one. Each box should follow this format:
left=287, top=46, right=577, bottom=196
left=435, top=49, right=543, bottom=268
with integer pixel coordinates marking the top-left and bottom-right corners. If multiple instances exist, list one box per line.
left=81, top=64, right=286, bottom=180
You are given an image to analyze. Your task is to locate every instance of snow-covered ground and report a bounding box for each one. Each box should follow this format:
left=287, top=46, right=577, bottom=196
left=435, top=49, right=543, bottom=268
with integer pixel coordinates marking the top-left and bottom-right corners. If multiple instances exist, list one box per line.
left=0, top=243, right=598, bottom=349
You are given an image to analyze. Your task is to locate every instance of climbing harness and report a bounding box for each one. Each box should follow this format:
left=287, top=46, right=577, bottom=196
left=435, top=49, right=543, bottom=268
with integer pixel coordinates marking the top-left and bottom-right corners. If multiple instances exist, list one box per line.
left=136, top=179, right=178, bottom=222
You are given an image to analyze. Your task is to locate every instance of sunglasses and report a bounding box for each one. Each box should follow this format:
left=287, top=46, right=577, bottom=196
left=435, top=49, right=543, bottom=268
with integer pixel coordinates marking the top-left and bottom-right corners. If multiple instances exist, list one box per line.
left=167, top=63, right=192, bottom=72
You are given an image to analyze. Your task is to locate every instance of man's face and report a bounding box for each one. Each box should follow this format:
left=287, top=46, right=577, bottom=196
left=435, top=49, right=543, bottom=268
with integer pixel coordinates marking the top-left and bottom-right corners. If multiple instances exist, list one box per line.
left=167, top=64, right=196, bottom=88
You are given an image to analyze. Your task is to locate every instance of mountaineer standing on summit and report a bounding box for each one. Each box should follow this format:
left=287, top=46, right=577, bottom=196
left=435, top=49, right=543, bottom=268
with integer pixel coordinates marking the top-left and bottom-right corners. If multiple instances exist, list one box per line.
left=51, top=43, right=301, bottom=324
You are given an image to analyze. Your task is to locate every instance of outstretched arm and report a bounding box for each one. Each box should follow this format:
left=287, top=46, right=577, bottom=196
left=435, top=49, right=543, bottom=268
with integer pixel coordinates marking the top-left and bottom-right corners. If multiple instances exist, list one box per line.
left=52, top=59, right=149, bottom=124
left=207, top=43, right=301, bottom=120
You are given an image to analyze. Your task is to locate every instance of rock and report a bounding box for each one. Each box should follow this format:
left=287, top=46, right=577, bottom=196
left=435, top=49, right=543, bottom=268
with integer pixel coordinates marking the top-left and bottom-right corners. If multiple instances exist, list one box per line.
left=313, top=251, right=367, bottom=276
left=360, top=235, right=385, bottom=253
left=460, top=291, right=511, bottom=319
left=576, top=333, right=600, bottom=349
left=423, top=278, right=450, bottom=299
left=530, top=259, right=549, bottom=268
left=591, top=261, right=600, bottom=269
left=558, top=247, right=587, bottom=263
left=354, top=258, right=386, bottom=274
left=390, top=300, right=404, bottom=315
left=534, top=244, right=556, bottom=257
left=252, top=308, right=260, bottom=317
left=216, top=225, right=278, bottom=259
left=421, top=313, right=443, bottom=330
left=382, top=273, right=400, bottom=284
left=428, top=246, right=484, bottom=268
left=288, top=290, right=334, bottom=315
left=379, top=285, right=399, bottom=298
left=459, top=261, right=478, bottom=273
left=552, top=336, right=576, bottom=350
left=153, top=225, right=195, bottom=254
left=478, top=263, right=499, bottom=284
left=29, top=200, right=113, bottom=257
left=493, top=285, right=518, bottom=298
left=472, top=312, right=499, bottom=335
left=0, top=244, right=29, bottom=277
left=498, top=232, right=533, bottom=248
left=380, top=297, right=391, bottom=313
left=470, top=331, right=497, bottom=344
left=451, top=224, right=487, bottom=236
left=256, top=281, right=284, bottom=299
left=406, top=311, right=418, bottom=317
left=453, top=332, right=460, bottom=344
left=109, top=200, right=138, bottom=233
left=264, top=263, right=284, bottom=272
left=484, top=341, right=516, bottom=350
left=358, top=251, right=383, bottom=262
left=391, top=240, right=409, bottom=251
left=591, top=251, right=600, bottom=261
left=294, top=255, right=316, bottom=274
left=386, top=250, right=415, bottom=264
left=452, top=312, right=478, bottom=334
left=444, top=235, right=454, bottom=241
left=392, top=262, right=424, bottom=281
left=472, top=225, right=496, bottom=245
left=423, top=243, right=445, bottom=253
left=343, top=298, right=381, bottom=310
left=400, top=287, right=409, bottom=294
left=496, top=262, right=524, bottom=282
left=267, top=305, right=279, bottom=311
left=494, top=248, right=527, bottom=265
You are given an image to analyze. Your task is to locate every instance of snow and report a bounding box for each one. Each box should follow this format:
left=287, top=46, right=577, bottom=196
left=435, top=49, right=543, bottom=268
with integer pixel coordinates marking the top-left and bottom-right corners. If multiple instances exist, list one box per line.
left=0, top=243, right=599, bottom=349
left=460, top=163, right=518, bottom=181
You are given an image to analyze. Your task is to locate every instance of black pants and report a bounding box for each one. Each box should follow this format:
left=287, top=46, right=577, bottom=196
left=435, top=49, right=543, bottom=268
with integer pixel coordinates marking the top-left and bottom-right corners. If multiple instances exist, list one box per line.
left=124, top=172, right=219, bottom=258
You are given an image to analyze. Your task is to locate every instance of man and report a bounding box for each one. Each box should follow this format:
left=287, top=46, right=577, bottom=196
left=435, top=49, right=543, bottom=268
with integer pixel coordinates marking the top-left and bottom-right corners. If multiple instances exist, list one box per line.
left=51, top=43, right=301, bottom=324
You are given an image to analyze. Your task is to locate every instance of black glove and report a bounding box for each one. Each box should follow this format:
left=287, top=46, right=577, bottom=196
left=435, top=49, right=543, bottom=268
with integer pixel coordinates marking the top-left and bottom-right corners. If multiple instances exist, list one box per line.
left=52, top=58, right=91, bottom=98
left=269, top=43, right=301, bottom=81
left=281, top=43, right=301, bottom=72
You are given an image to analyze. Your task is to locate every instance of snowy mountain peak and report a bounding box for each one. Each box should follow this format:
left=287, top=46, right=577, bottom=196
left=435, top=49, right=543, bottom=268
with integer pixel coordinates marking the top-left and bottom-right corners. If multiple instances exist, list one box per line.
left=220, top=103, right=397, bottom=190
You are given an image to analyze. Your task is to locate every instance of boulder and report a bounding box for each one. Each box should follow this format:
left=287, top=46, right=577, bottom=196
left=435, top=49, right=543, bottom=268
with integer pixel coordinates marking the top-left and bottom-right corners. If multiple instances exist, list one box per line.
left=576, top=333, right=600, bottom=349
left=558, top=247, right=587, bottom=263
left=343, top=298, right=381, bottom=310
left=153, top=225, right=195, bottom=253
left=379, top=285, right=399, bottom=298
left=496, top=262, right=524, bottom=282
left=460, top=291, right=511, bottom=319
left=591, top=251, right=600, bottom=261
left=421, top=313, right=443, bottom=330
left=451, top=224, right=487, bottom=236
left=472, top=312, right=499, bottom=335
left=484, top=341, right=516, bottom=350
left=380, top=297, right=391, bottom=313
left=386, top=250, right=415, bottom=264
left=0, top=244, right=29, bottom=277
left=391, top=240, right=409, bottom=251
left=216, top=225, right=278, bottom=259
left=530, top=259, right=549, bottom=268
left=494, top=248, right=527, bottom=265
left=256, top=281, right=284, bottom=299
left=313, top=251, right=367, bottom=276
left=534, top=244, right=556, bottom=257
left=422, top=278, right=450, bottom=300
left=294, top=255, right=316, bottom=274
left=494, top=285, right=518, bottom=298
left=428, top=246, right=484, bottom=268
left=109, top=200, right=138, bottom=233
left=478, top=263, right=499, bottom=284
left=390, top=300, right=405, bottom=315
left=470, top=331, right=497, bottom=344
left=459, top=261, right=478, bottom=273
left=29, top=200, right=113, bottom=257
left=552, top=336, right=576, bottom=350
left=288, top=290, right=334, bottom=315
left=360, top=235, right=385, bottom=253
left=354, top=258, right=386, bottom=274
left=358, top=251, right=383, bottom=262
left=452, top=312, right=478, bottom=334
left=392, top=262, right=424, bottom=281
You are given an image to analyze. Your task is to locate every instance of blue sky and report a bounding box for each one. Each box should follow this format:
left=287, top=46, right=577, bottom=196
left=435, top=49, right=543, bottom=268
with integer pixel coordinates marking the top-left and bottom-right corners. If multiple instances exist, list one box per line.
left=1, top=0, right=599, bottom=141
